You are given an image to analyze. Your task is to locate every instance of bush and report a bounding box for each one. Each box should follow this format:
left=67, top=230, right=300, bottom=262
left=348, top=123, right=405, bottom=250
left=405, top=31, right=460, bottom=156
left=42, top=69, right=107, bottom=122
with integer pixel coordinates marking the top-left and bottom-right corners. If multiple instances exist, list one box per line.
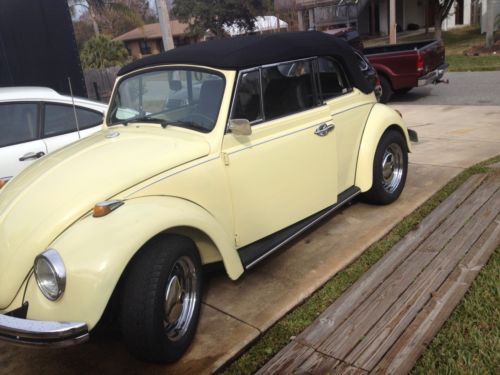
left=80, top=35, right=129, bottom=69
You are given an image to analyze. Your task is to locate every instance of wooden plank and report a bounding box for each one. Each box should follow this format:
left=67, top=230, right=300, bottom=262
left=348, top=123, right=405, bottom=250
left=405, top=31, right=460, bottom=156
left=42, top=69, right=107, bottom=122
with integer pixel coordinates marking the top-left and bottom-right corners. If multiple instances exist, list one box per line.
left=334, top=362, right=369, bottom=374
left=297, top=174, right=487, bottom=348
left=372, top=216, right=500, bottom=375
left=347, top=190, right=500, bottom=370
left=294, top=351, right=341, bottom=374
left=256, top=341, right=314, bottom=375
left=316, top=174, right=499, bottom=359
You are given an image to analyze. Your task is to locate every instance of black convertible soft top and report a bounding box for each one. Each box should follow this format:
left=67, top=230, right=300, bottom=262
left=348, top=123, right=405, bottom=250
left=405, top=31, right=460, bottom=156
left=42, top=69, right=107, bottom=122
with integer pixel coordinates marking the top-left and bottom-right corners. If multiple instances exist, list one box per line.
left=118, top=31, right=373, bottom=94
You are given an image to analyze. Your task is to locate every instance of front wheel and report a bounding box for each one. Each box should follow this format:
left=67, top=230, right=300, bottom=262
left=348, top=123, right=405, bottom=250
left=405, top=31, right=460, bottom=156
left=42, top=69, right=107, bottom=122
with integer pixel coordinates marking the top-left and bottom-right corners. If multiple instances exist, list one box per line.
left=362, top=130, right=408, bottom=205
left=120, top=235, right=202, bottom=363
left=379, top=76, right=393, bottom=103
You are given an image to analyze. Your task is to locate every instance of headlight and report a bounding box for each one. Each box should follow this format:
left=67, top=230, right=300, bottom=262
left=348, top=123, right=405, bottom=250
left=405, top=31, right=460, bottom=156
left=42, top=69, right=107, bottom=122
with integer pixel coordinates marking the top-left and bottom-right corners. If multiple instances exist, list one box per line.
left=34, top=249, right=66, bottom=301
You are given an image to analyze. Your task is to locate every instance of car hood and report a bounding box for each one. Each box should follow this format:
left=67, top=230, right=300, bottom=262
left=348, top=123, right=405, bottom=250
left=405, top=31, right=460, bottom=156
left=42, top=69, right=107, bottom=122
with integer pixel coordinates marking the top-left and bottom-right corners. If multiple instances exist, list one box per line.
left=0, top=126, right=210, bottom=308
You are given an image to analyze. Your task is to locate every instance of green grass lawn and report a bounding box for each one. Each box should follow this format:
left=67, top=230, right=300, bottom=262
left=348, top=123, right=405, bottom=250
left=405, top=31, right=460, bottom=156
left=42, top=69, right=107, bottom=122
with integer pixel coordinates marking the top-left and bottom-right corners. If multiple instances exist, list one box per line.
left=222, top=157, right=500, bottom=375
left=364, top=26, right=500, bottom=72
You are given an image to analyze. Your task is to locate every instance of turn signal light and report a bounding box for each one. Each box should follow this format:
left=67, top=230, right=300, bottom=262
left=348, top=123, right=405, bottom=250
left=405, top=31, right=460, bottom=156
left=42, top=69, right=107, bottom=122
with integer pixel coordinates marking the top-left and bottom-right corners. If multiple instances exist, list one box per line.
left=93, top=200, right=124, bottom=218
left=0, top=179, right=8, bottom=190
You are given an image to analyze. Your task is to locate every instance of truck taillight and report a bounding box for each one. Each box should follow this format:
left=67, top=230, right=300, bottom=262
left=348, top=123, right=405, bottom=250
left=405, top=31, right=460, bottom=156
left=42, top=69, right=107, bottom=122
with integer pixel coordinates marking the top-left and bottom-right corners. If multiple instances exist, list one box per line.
left=417, top=53, right=424, bottom=72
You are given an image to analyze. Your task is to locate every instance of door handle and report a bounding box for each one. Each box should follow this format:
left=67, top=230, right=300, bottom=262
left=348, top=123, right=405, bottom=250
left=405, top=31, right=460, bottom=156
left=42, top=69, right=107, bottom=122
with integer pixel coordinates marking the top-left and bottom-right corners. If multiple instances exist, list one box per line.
left=314, top=123, right=335, bottom=137
left=19, top=151, right=45, bottom=162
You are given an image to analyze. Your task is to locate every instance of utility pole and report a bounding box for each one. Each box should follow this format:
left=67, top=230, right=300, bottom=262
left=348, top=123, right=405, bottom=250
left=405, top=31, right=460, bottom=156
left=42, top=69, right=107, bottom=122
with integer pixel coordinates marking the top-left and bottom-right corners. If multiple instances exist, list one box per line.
left=156, top=0, right=174, bottom=51
left=389, top=0, right=396, bottom=44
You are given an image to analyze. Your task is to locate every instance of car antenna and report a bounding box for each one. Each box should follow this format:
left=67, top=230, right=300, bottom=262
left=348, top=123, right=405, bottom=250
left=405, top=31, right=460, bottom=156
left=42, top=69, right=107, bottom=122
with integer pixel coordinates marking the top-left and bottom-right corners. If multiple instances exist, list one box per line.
left=68, top=77, right=81, bottom=139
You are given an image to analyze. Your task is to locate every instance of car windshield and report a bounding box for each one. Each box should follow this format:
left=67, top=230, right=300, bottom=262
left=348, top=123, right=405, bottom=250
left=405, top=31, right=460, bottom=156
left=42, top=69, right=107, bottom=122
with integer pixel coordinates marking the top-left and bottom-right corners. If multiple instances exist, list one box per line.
left=108, top=68, right=225, bottom=132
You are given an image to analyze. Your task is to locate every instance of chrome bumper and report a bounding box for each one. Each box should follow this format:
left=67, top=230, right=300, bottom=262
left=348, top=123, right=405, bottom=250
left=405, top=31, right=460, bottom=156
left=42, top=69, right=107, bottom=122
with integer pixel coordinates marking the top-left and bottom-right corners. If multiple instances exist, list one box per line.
left=0, top=314, right=89, bottom=347
left=418, top=63, right=449, bottom=86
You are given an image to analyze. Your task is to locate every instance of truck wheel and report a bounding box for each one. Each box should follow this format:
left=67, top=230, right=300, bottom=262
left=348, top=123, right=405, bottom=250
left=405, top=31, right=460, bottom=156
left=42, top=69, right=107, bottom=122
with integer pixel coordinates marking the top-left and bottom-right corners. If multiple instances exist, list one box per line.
left=362, top=129, right=408, bottom=205
left=120, top=235, right=202, bottom=363
left=379, top=76, right=393, bottom=103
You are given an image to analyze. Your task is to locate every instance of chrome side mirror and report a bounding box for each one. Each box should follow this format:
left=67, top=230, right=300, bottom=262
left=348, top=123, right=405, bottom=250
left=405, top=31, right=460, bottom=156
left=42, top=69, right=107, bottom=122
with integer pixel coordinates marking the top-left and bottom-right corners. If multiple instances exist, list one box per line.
left=228, top=119, right=252, bottom=136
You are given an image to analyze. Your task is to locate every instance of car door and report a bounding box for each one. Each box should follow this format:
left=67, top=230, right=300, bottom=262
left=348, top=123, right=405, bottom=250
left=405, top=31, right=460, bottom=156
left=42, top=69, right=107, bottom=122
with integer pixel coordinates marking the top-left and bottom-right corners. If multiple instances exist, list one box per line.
left=42, top=102, right=103, bottom=153
left=222, top=60, right=338, bottom=247
left=317, top=57, right=374, bottom=192
left=0, top=102, right=47, bottom=179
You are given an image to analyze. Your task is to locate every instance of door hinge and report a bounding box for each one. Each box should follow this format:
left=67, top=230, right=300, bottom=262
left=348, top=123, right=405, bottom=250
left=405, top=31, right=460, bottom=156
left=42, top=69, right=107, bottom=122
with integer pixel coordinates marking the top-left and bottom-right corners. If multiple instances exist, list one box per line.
left=223, top=152, right=230, bottom=166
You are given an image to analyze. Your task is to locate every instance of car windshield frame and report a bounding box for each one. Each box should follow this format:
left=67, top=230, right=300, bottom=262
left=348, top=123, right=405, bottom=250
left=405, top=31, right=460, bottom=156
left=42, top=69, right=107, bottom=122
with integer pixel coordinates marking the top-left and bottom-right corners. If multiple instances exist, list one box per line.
left=107, top=66, right=226, bottom=133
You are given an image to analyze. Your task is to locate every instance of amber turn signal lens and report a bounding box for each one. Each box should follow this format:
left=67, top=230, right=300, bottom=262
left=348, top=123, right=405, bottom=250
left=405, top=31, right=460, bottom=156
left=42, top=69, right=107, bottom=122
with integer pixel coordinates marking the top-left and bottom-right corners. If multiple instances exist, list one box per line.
left=0, top=179, right=8, bottom=190
left=93, top=200, right=124, bottom=218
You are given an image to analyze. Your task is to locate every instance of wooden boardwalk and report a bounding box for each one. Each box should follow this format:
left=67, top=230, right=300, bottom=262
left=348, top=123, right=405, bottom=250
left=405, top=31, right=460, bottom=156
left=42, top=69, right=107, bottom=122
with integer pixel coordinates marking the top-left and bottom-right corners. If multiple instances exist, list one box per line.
left=257, top=169, right=500, bottom=375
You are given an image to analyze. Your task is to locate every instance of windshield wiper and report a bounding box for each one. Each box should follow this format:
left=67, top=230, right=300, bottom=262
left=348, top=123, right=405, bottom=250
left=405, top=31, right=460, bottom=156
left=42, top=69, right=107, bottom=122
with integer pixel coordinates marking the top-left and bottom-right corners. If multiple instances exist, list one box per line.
left=122, top=115, right=168, bottom=128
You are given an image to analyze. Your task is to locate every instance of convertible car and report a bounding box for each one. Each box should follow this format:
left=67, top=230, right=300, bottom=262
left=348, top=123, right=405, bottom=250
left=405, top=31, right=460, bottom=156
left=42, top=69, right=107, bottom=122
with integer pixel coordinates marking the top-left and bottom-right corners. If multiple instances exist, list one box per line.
left=0, top=32, right=415, bottom=363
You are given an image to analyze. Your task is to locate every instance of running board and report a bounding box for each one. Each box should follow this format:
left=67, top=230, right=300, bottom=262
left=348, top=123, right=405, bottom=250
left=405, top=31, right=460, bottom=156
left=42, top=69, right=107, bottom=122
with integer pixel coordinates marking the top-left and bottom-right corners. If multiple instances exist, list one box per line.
left=238, top=186, right=361, bottom=269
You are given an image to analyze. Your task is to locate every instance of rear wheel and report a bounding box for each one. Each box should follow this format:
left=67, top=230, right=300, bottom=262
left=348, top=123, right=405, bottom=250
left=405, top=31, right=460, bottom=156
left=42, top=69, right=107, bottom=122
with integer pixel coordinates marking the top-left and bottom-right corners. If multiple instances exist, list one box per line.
left=362, top=129, right=408, bottom=205
left=120, top=235, right=202, bottom=363
left=379, top=76, right=393, bottom=103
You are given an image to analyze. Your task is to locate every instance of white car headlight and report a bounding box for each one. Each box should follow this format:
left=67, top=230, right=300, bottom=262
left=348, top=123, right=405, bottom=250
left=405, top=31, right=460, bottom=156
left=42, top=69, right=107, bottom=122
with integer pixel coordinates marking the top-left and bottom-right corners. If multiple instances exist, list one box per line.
left=34, top=249, right=66, bottom=301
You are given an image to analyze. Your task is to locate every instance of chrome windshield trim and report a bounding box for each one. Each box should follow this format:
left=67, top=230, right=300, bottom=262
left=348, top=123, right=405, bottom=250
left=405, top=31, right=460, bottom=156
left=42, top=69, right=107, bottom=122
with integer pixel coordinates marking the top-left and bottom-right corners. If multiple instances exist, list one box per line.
left=0, top=314, right=89, bottom=348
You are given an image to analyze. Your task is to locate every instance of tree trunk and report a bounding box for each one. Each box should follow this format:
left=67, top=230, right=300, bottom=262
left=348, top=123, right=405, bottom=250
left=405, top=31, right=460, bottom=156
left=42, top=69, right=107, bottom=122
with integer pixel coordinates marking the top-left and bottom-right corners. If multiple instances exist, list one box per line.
left=434, top=10, right=442, bottom=41
left=88, top=6, right=100, bottom=36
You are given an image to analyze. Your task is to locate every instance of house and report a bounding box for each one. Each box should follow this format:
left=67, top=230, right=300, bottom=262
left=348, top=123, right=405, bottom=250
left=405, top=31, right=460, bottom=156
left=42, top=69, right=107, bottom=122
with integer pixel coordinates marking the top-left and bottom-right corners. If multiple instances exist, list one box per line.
left=114, top=21, right=195, bottom=60
left=276, top=0, right=479, bottom=36
left=224, top=16, right=289, bottom=36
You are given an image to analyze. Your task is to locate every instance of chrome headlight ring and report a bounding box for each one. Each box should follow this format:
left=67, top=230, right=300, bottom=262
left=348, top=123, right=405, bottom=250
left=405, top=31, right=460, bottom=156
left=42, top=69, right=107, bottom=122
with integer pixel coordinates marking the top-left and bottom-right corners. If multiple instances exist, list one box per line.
left=34, top=249, right=66, bottom=301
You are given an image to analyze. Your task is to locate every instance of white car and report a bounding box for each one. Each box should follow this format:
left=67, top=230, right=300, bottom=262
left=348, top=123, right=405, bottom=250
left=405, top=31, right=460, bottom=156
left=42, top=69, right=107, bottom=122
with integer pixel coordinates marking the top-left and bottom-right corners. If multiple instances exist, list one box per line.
left=0, top=87, right=107, bottom=181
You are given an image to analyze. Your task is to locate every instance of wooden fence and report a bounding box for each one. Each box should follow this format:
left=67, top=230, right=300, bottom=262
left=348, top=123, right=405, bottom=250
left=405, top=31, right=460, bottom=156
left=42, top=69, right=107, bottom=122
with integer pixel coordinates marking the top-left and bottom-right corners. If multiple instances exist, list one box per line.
left=83, top=66, right=120, bottom=103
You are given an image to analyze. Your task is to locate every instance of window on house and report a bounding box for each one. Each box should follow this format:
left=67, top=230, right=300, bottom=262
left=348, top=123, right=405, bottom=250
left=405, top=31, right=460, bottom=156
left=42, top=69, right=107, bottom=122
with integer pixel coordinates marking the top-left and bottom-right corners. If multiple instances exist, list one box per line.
left=139, top=40, right=151, bottom=55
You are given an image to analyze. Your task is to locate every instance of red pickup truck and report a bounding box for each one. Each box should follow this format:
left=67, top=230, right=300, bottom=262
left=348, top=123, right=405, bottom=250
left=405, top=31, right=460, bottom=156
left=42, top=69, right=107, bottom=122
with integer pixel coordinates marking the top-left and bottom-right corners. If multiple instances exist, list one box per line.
left=325, top=29, right=448, bottom=102
left=364, top=40, right=448, bottom=102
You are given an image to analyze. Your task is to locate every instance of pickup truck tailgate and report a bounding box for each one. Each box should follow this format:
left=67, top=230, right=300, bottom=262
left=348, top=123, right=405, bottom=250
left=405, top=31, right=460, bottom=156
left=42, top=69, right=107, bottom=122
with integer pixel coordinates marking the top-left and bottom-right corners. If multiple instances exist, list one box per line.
left=419, top=40, right=446, bottom=76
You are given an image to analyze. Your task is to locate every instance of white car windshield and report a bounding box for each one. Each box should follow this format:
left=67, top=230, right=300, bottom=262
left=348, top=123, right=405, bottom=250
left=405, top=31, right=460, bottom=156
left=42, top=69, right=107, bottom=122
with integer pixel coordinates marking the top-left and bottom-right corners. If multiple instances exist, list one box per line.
left=108, top=68, right=225, bottom=132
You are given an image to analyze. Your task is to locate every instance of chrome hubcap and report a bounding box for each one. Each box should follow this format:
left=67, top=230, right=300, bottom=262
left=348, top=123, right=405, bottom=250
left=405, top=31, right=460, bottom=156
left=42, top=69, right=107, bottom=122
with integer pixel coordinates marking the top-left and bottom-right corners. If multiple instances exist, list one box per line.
left=163, top=256, right=198, bottom=341
left=381, top=143, right=404, bottom=193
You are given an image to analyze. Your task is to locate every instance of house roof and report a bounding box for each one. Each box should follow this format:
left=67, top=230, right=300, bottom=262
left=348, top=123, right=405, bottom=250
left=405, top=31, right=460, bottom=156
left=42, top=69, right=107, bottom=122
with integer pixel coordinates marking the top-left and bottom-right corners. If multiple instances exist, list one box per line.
left=117, top=31, right=373, bottom=94
left=114, top=22, right=188, bottom=42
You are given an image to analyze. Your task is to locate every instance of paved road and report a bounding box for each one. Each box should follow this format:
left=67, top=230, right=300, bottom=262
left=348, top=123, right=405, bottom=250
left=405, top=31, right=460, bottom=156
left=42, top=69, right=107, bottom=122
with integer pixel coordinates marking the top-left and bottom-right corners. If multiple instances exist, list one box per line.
left=390, top=71, right=500, bottom=106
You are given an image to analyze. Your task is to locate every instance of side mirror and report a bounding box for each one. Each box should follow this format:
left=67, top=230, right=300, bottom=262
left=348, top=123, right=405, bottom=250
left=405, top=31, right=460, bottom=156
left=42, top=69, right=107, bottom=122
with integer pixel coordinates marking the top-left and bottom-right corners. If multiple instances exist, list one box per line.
left=228, top=119, right=252, bottom=136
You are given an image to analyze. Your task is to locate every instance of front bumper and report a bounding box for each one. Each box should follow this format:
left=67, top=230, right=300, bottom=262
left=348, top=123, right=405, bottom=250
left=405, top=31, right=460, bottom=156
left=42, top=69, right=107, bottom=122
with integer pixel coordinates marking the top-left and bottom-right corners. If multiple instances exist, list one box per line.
left=0, top=313, right=89, bottom=347
left=418, top=63, right=449, bottom=86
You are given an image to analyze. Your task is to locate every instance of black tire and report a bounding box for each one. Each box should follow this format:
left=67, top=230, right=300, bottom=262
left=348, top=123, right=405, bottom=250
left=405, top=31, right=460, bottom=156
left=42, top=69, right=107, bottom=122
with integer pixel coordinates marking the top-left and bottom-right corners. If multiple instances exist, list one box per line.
left=120, top=235, right=202, bottom=363
left=362, top=129, right=408, bottom=205
left=379, top=75, right=393, bottom=103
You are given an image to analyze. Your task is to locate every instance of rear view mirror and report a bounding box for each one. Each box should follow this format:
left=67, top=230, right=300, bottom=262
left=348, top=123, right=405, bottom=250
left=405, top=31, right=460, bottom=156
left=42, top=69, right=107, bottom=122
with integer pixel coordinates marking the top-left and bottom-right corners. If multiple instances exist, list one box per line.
left=228, top=119, right=252, bottom=136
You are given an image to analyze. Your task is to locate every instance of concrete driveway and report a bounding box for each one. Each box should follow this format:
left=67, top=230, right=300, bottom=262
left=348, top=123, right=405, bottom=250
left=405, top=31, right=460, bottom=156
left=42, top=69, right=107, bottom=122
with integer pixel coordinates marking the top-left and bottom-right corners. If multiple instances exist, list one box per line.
left=1, top=104, right=499, bottom=375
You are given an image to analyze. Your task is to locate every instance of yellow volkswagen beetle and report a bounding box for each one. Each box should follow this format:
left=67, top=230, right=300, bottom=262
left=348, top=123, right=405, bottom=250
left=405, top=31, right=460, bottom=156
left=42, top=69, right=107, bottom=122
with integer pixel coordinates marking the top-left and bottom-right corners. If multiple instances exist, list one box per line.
left=0, top=32, right=415, bottom=363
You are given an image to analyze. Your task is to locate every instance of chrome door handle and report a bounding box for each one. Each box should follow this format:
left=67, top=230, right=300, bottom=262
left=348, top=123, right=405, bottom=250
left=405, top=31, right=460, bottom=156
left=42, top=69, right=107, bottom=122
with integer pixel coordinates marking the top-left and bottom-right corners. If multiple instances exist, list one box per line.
left=19, top=151, right=45, bottom=161
left=314, top=123, right=335, bottom=137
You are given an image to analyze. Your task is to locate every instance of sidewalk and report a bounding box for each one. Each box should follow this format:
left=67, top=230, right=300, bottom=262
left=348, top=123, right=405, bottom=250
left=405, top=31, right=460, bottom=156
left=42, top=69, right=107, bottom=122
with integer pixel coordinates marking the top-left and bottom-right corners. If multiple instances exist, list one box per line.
left=257, top=168, right=500, bottom=374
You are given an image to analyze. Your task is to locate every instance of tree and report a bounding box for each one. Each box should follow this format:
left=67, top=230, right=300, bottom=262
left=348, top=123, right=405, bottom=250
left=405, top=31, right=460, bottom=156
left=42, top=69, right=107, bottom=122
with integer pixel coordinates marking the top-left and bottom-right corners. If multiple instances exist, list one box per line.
left=80, top=35, right=129, bottom=68
left=69, top=0, right=106, bottom=36
left=172, top=0, right=272, bottom=39
left=431, top=0, right=455, bottom=41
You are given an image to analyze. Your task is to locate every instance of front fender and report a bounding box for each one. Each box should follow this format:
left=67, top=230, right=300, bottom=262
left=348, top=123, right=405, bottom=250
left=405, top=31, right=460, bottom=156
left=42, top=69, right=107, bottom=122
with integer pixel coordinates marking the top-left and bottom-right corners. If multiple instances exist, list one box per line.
left=23, top=195, right=242, bottom=330
left=355, top=104, right=411, bottom=192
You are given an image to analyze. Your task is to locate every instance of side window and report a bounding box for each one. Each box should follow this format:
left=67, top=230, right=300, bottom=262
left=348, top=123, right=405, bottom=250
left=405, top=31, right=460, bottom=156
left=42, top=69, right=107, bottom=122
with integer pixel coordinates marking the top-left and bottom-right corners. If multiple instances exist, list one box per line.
left=0, top=103, right=38, bottom=147
left=262, top=60, right=316, bottom=120
left=317, top=57, right=350, bottom=100
left=75, top=107, right=103, bottom=129
left=44, top=104, right=78, bottom=136
left=231, top=70, right=262, bottom=123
